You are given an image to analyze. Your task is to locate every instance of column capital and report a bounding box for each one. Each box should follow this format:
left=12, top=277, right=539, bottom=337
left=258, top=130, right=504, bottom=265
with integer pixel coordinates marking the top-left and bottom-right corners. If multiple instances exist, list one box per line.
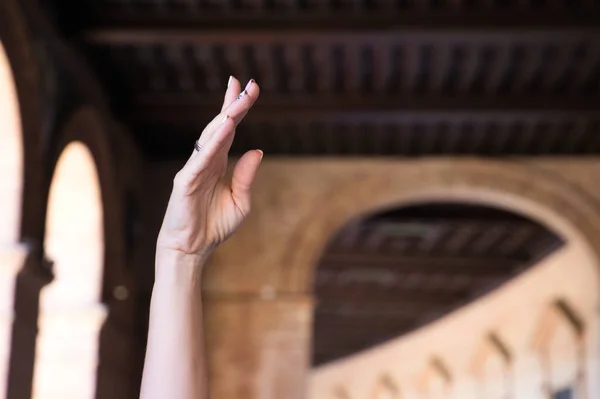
left=0, top=242, right=30, bottom=276
left=37, top=303, right=108, bottom=332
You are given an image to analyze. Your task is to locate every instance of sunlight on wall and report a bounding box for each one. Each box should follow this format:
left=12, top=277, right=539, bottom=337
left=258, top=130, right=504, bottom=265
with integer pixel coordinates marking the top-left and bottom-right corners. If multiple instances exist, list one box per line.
left=33, top=142, right=106, bottom=399
left=372, top=377, right=398, bottom=399
left=546, top=319, right=581, bottom=396
left=0, top=42, right=22, bottom=244
left=480, top=354, right=507, bottom=399
left=0, top=40, right=23, bottom=399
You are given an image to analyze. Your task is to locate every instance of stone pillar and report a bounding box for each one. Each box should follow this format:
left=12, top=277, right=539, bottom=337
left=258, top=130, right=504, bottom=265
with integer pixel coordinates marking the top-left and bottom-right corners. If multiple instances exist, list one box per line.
left=204, top=295, right=313, bottom=399
left=585, top=311, right=600, bottom=399
left=96, top=307, right=140, bottom=399
left=6, top=250, right=53, bottom=399
left=33, top=303, right=107, bottom=399
left=0, top=243, right=27, bottom=399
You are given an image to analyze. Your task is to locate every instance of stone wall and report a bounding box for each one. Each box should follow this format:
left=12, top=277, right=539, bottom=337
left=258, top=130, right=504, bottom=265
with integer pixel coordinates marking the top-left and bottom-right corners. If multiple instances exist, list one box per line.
left=196, top=157, right=600, bottom=399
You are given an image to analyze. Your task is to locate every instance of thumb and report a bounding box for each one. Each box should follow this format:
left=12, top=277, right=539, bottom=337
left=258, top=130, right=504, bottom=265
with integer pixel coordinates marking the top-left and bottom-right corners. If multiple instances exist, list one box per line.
left=231, top=150, right=263, bottom=215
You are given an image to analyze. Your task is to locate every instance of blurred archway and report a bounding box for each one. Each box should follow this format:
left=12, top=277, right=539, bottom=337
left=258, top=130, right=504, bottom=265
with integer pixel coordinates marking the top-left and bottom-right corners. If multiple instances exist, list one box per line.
left=313, top=202, right=564, bottom=366
left=0, top=40, right=23, bottom=399
left=311, top=201, right=597, bottom=398
left=33, top=142, right=106, bottom=399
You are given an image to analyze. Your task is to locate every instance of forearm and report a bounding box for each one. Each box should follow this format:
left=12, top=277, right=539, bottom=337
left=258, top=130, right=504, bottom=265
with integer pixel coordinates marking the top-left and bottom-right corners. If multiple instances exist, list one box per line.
left=140, top=250, right=209, bottom=399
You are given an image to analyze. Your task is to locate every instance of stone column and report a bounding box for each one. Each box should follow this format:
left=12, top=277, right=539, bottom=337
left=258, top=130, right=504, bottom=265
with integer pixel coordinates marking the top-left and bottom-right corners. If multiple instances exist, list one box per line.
left=204, top=295, right=313, bottom=399
left=96, top=288, right=140, bottom=399
left=585, top=312, right=600, bottom=399
left=6, top=249, right=53, bottom=399
left=33, top=303, right=107, bottom=399
left=0, top=243, right=27, bottom=399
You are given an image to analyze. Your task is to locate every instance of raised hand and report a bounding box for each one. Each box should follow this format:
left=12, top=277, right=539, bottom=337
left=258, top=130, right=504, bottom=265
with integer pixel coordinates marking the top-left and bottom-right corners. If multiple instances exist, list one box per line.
left=156, top=77, right=262, bottom=262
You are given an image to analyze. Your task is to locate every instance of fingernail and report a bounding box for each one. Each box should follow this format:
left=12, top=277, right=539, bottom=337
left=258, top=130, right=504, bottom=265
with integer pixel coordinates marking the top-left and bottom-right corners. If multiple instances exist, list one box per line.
left=227, top=76, right=233, bottom=88
left=221, top=115, right=229, bottom=124
left=245, top=79, right=255, bottom=91
left=236, top=90, right=247, bottom=100
left=257, top=150, right=263, bottom=160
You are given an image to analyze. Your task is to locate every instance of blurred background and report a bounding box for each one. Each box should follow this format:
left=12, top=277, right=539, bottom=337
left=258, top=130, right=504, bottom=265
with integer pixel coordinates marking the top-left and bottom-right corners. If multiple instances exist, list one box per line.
left=1, top=1, right=600, bottom=398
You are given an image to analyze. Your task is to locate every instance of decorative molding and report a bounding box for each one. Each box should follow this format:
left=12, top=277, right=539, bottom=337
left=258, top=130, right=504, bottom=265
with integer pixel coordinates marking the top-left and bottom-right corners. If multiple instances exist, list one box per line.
left=471, top=332, right=512, bottom=378
left=532, top=299, right=585, bottom=352
left=372, top=374, right=400, bottom=399
left=417, top=356, right=452, bottom=395
left=283, top=160, right=600, bottom=293
left=532, top=298, right=587, bottom=398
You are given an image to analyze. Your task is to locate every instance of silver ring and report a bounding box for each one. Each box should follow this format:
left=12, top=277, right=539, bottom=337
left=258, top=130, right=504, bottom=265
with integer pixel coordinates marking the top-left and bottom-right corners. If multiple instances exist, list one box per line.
left=194, top=141, right=202, bottom=152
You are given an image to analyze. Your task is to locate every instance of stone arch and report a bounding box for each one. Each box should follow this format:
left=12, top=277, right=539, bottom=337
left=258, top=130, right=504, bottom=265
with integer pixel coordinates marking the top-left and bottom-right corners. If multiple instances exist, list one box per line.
left=417, top=357, right=452, bottom=398
left=471, top=333, right=512, bottom=399
left=0, top=37, right=24, bottom=399
left=371, top=375, right=400, bottom=399
left=0, top=3, right=53, bottom=397
left=46, top=107, right=130, bottom=299
left=0, top=39, right=23, bottom=245
left=282, top=160, right=600, bottom=293
left=532, top=299, right=586, bottom=398
left=34, top=141, right=106, bottom=399
left=0, top=0, right=46, bottom=242
left=42, top=107, right=139, bottom=399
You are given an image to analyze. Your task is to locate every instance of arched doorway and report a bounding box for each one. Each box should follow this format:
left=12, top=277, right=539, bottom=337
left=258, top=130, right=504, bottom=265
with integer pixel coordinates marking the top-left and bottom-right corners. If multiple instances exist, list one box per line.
left=309, top=200, right=597, bottom=398
left=273, top=161, right=600, bottom=399
left=312, top=202, right=565, bottom=366
left=0, top=40, right=23, bottom=399
left=33, top=142, right=106, bottom=399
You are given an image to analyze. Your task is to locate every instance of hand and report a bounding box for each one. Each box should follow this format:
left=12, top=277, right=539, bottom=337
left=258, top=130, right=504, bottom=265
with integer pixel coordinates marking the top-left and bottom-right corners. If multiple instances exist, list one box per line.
left=156, top=77, right=262, bottom=260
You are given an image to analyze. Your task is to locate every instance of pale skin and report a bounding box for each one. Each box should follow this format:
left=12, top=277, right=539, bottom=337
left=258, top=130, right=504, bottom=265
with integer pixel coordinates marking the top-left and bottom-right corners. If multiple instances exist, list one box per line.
left=139, top=77, right=262, bottom=399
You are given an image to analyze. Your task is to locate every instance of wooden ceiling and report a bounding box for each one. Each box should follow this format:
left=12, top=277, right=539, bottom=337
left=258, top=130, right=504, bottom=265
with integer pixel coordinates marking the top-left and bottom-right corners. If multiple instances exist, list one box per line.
left=43, top=0, right=600, bottom=158
left=312, top=203, right=564, bottom=365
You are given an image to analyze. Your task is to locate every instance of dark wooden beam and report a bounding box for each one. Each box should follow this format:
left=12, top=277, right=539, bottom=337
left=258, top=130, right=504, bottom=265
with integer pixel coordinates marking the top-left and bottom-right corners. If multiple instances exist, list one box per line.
left=316, top=302, right=456, bottom=317
left=313, top=314, right=417, bottom=329
left=315, top=288, right=470, bottom=306
left=128, top=95, right=600, bottom=125
left=319, top=251, right=520, bottom=273
left=81, top=11, right=600, bottom=40
left=83, top=26, right=600, bottom=46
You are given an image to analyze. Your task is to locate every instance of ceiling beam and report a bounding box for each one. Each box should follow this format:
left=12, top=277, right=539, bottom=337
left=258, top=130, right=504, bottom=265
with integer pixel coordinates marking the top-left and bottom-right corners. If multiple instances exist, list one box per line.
left=316, top=301, right=456, bottom=316
left=315, top=289, right=470, bottom=307
left=82, top=12, right=600, bottom=43
left=83, top=26, right=600, bottom=46
left=318, top=252, right=520, bottom=274
left=129, top=96, right=600, bottom=126
left=313, top=315, right=417, bottom=329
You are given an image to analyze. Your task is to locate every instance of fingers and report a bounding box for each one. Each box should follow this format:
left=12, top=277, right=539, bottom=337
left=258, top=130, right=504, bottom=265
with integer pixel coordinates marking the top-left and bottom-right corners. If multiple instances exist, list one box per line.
left=191, top=76, right=240, bottom=153
left=221, top=76, right=241, bottom=112
left=192, top=79, right=260, bottom=153
left=185, top=116, right=237, bottom=178
left=230, top=149, right=264, bottom=216
left=228, top=80, right=260, bottom=125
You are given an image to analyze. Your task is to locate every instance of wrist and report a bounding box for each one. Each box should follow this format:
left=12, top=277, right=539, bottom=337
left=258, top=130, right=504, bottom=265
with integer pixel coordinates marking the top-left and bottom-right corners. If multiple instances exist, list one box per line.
left=154, top=248, right=210, bottom=287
